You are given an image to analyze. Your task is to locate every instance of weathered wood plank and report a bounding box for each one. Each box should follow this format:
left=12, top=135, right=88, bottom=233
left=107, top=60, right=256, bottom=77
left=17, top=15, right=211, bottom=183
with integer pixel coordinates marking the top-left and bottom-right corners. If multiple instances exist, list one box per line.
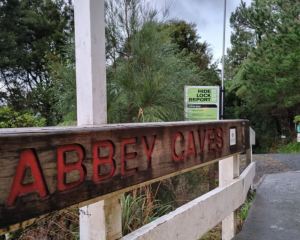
left=0, top=120, right=249, bottom=229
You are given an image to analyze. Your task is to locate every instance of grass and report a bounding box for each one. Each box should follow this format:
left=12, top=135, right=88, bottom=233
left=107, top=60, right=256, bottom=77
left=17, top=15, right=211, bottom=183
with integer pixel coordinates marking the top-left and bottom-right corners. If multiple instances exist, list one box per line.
left=237, top=194, right=254, bottom=230
left=5, top=184, right=172, bottom=239
left=121, top=185, right=173, bottom=236
left=8, top=207, right=80, bottom=240
left=277, top=141, right=300, bottom=153
left=199, top=225, right=221, bottom=240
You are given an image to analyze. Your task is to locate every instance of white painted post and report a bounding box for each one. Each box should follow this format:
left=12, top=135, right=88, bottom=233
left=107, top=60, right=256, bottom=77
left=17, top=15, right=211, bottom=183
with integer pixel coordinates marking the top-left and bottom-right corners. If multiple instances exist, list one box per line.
left=79, top=195, right=122, bottom=240
left=219, top=155, right=239, bottom=240
left=74, top=1, right=122, bottom=239
left=75, top=0, right=107, bottom=126
left=247, top=127, right=256, bottom=191
left=246, top=127, right=256, bottom=166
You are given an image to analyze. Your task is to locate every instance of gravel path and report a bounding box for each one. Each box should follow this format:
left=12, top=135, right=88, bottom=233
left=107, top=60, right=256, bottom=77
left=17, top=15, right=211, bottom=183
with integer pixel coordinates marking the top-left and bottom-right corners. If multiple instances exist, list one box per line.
left=240, top=154, right=300, bottom=185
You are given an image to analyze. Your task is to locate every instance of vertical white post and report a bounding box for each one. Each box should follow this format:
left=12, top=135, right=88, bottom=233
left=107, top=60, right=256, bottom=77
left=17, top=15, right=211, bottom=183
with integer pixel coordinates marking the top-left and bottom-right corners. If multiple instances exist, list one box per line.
left=75, top=0, right=107, bottom=126
left=219, top=155, right=239, bottom=240
left=247, top=127, right=256, bottom=191
left=246, top=127, right=255, bottom=166
left=74, top=1, right=122, bottom=239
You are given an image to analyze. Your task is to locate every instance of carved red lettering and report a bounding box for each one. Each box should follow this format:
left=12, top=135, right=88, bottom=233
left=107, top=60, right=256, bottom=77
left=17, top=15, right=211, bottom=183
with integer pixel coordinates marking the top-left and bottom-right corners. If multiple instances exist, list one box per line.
left=207, top=129, right=215, bottom=153
left=142, top=136, right=156, bottom=168
left=93, top=141, right=116, bottom=183
left=216, top=127, right=223, bottom=151
left=7, top=149, right=48, bottom=207
left=172, top=132, right=184, bottom=162
left=197, top=129, right=206, bottom=154
left=186, top=131, right=196, bottom=159
left=121, top=138, right=137, bottom=175
left=57, top=144, right=86, bottom=192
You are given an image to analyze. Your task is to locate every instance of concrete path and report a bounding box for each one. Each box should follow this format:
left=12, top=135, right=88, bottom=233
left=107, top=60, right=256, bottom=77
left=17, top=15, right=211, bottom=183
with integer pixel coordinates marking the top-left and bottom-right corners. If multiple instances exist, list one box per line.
left=233, top=171, right=300, bottom=240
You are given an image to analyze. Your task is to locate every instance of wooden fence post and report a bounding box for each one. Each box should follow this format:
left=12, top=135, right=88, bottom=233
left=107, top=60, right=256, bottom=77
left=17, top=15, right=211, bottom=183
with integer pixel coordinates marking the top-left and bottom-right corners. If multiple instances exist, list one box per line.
left=74, top=0, right=122, bottom=239
left=219, top=155, right=239, bottom=240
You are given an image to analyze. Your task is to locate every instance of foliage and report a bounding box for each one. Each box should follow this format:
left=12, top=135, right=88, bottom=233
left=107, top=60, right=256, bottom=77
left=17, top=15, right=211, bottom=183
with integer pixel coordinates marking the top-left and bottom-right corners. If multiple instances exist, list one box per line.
left=293, top=115, right=300, bottom=124
left=199, top=228, right=221, bottom=240
left=225, top=0, right=300, bottom=152
left=0, top=0, right=74, bottom=125
left=163, top=20, right=221, bottom=85
left=225, top=1, right=255, bottom=80
left=159, top=167, right=209, bottom=207
left=237, top=193, right=255, bottom=231
left=121, top=185, right=173, bottom=236
left=8, top=207, right=79, bottom=240
left=277, top=142, right=300, bottom=153
left=238, top=196, right=254, bottom=224
left=49, top=0, right=220, bottom=125
left=0, top=107, right=46, bottom=128
left=45, top=41, right=76, bottom=124
left=107, top=21, right=208, bottom=123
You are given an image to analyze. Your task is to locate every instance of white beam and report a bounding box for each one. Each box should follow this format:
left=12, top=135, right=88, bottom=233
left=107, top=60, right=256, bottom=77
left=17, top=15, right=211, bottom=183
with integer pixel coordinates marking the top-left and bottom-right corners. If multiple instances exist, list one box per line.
left=74, top=0, right=122, bottom=239
left=75, top=0, right=107, bottom=125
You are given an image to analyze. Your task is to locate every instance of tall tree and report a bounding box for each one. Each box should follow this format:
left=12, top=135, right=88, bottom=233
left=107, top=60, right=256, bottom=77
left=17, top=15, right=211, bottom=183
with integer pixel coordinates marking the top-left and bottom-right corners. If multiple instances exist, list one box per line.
left=226, top=0, right=300, bottom=151
left=225, top=1, right=255, bottom=80
left=0, top=0, right=74, bottom=125
left=48, top=0, right=219, bottom=125
left=162, top=20, right=220, bottom=85
left=165, top=20, right=212, bottom=70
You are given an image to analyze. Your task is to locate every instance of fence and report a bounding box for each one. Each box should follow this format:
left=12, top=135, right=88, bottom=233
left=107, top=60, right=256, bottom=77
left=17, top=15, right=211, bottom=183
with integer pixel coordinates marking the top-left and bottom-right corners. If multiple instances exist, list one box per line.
left=0, top=120, right=255, bottom=240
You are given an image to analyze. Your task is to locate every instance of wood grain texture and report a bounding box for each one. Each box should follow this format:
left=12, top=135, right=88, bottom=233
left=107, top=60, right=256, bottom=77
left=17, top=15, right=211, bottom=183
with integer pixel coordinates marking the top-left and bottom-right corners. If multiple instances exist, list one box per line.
left=0, top=120, right=249, bottom=229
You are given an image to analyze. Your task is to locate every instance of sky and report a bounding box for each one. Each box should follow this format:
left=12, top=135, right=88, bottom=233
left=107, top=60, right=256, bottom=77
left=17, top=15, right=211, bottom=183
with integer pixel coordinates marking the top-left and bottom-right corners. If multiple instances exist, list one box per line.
left=152, top=0, right=252, bottom=62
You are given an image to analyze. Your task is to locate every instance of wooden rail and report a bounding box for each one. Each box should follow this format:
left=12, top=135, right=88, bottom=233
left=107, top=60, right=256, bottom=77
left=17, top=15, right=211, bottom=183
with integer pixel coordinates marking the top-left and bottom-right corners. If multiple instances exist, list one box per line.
left=121, top=162, right=255, bottom=240
left=0, top=120, right=249, bottom=234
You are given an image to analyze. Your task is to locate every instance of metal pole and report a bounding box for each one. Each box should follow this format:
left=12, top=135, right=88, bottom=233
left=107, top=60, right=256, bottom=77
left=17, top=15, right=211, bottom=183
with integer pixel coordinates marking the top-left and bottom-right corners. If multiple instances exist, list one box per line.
left=221, top=0, right=226, bottom=120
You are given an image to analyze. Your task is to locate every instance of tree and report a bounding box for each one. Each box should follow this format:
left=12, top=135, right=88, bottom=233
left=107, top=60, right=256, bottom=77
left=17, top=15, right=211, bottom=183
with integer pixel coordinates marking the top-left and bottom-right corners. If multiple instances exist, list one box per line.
left=161, top=20, right=220, bottom=85
left=225, top=0, right=300, bottom=151
left=107, top=21, right=206, bottom=123
left=0, top=107, right=46, bottom=128
left=225, top=1, right=255, bottom=80
left=48, top=0, right=219, bottom=125
left=164, top=20, right=212, bottom=70
left=0, top=0, right=74, bottom=125
left=105, top=0, right=162, bottom=79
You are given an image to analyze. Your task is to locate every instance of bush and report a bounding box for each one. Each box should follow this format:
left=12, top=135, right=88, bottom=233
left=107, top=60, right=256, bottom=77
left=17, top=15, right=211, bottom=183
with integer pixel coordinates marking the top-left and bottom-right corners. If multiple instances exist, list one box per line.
left=0, top=107, right=46, bottom=128
left=122, top=185, right=173, bottom=236
left=277, top=142, right=300, bottom=153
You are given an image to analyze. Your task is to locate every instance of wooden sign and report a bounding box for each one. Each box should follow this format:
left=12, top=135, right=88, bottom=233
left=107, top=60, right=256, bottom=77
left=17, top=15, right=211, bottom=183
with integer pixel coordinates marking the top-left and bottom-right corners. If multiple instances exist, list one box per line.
left=0, top=120, right=249, bottom=230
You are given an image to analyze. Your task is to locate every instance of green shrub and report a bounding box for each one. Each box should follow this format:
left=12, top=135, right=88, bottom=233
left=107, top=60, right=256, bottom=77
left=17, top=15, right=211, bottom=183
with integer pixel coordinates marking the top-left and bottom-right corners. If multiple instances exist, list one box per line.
left=122, top=186, right=173, bottom=236
left=0, top=107, right=46, bottom=128
left=277, top=142, right=300, bottom=153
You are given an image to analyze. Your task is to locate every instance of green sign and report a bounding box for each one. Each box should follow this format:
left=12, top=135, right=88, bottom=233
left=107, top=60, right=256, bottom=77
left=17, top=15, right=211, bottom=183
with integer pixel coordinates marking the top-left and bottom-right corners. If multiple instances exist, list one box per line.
left=185, top=86, right=219, bottom=121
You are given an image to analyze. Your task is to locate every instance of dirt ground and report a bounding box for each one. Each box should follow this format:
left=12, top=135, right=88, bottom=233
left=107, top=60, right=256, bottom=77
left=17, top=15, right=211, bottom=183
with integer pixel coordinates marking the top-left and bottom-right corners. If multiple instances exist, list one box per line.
left=239, top=155, right=291, bottom=187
